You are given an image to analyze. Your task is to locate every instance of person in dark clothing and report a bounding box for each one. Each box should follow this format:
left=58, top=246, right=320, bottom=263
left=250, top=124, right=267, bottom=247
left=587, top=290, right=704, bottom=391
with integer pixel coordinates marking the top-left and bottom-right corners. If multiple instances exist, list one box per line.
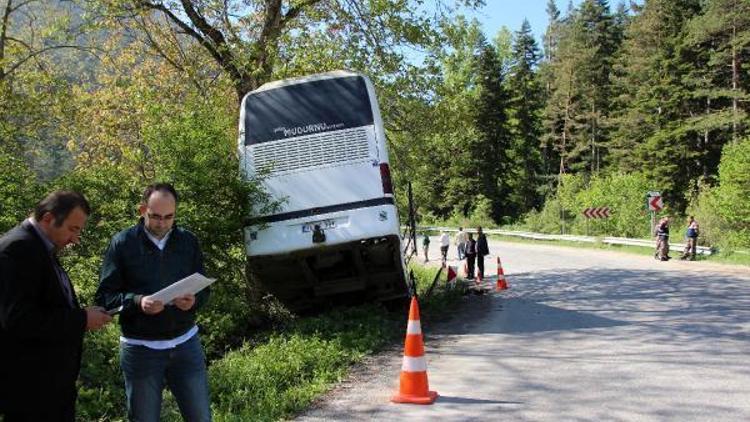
left=680, top=216, right=699, bottom=261
left=0, top=191, right=112, bottom=421
left=654, top=216, right=671, bottom=261
left=465, top=233, right=477, bottom=280
left=96, top=183, right=211, bottom=422
left=476, top=227, right=490, bottom=279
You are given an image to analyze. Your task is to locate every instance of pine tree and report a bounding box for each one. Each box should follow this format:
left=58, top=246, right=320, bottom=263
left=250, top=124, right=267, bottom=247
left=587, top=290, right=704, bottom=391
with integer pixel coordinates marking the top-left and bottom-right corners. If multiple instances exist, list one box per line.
left=539, top=0, right=563, bottom=183
left=473, top=36, right=512, bottom=222
left=508, top=19, right=544, bottom=214
left=608, top=0, right=703, bottom=209
left=541, top=0, right=621, bottom=179
left=683, top=0, right=750, bottom=146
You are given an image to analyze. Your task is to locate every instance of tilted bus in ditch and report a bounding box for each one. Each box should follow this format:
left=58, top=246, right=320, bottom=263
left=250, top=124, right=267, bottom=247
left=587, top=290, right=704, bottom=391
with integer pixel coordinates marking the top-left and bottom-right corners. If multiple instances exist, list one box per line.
left=238, top=70, right=409, bottom=311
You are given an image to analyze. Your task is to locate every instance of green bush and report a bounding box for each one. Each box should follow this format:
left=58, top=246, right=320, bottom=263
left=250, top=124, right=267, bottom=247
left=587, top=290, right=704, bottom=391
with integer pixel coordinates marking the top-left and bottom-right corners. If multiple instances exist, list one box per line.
left=714, top=138, right=750, bottom=248
left=76, top=325, right=125, bottom=421
left=519, top=172, right=658, bottom=238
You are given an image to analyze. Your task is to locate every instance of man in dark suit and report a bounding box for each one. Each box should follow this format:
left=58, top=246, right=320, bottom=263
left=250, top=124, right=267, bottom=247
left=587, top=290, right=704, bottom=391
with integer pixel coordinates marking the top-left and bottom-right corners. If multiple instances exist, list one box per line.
left=0, top=190, right=112, bottom=421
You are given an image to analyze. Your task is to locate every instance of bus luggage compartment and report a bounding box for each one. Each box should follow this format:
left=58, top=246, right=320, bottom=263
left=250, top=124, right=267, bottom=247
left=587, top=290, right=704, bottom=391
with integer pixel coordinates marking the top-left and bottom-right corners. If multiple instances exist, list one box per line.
left=246, top=235, right=408, bottom=312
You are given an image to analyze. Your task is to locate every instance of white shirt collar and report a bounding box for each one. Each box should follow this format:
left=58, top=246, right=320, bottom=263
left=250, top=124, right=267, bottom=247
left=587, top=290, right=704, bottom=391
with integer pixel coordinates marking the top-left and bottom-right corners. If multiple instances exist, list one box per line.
left=27, top=217, right=55, bottom=253
left=144, top=228, right=172, bottom=251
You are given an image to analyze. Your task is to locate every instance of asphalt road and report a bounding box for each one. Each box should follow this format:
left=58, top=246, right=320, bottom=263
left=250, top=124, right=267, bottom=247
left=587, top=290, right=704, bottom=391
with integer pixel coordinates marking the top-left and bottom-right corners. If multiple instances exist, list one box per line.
left=296, top=238, right=750, bottom=421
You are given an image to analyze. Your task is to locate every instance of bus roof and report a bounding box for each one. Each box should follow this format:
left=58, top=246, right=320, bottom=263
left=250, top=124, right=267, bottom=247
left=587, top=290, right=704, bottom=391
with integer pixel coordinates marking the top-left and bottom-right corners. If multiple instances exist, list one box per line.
left=252, top=70, right=364, bottom=94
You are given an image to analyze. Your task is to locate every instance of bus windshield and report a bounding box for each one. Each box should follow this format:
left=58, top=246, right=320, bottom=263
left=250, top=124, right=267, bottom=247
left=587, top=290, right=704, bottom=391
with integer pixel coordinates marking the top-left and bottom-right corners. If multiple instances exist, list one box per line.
left=243, top=76, right=374, bottom=145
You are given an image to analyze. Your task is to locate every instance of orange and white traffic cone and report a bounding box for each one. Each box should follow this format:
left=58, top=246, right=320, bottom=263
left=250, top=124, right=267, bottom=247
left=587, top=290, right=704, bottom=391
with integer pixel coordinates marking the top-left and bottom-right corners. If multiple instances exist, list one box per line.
left=496, top=257, right=509, bottom=291
left=391, top=297, right=438, bottom=405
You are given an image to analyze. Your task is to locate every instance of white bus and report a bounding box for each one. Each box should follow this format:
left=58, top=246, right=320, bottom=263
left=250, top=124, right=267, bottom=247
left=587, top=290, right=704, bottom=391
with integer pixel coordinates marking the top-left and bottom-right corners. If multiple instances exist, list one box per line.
left=239, top=70, right=408, bottom=310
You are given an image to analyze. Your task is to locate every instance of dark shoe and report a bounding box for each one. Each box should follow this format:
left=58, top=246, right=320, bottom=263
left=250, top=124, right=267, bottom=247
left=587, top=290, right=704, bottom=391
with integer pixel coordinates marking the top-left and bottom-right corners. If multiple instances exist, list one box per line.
left=660, top=257, right=669, bottom=261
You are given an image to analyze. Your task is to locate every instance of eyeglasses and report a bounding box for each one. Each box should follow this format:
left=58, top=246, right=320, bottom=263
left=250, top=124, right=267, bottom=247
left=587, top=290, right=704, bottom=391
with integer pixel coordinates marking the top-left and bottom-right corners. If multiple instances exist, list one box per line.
left=147, top=212, right=175, bottom=222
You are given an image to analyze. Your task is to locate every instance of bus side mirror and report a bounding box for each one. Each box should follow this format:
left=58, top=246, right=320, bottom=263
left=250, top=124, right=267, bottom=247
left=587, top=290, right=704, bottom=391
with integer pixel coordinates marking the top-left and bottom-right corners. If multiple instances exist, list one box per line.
left=312, top=224, right=326, bottom=243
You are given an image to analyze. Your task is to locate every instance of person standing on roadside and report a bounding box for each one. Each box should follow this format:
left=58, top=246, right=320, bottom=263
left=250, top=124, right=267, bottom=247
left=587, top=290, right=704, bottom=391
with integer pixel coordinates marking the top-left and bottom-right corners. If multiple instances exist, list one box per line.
left=0, top=190, right=112, bottom=421
left=680, top=216, right=699, bottom=261
left=654, top=216, right=671, bottom=261
left=476, top=227, right=490, bottom=280
left=439, top=231, right=450, bottom=265
left=96, top=183, right=211, bottom=422
left=465, top=233, right=477, bottom=280
left=422, top=233, right=430, bottom=263
left=455, top=227, right=468, bottom=260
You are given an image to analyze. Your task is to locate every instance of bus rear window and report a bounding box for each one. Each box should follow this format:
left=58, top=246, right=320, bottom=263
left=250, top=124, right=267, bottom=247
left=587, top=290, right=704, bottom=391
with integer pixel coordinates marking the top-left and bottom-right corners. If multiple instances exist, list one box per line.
left=244, top=76, right=374, bottom=145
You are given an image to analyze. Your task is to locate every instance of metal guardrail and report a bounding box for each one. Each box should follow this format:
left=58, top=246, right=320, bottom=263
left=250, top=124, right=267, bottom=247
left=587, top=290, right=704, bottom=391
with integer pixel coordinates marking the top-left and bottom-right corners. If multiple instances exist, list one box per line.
left=415, top=226, right=714, bottom=256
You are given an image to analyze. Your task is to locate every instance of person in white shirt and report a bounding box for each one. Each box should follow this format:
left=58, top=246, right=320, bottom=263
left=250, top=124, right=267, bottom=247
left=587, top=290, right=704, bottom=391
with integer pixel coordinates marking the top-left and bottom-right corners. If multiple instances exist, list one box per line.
left=439, top=231, right=450, bottom=265
left=96, top=183, right=211, bottom=422
left=455, top=227, right=468, bottom=260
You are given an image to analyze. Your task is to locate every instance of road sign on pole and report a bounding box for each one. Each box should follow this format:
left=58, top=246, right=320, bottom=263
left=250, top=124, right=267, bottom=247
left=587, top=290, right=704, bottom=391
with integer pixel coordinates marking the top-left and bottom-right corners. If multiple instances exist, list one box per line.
left=648, top=194, right=663, bottom=212
left=647, top=191, right=663, bottom=236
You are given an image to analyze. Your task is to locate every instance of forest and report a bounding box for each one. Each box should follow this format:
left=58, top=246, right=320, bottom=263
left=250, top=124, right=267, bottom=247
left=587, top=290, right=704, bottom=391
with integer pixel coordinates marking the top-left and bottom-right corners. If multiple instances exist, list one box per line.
left=1, top=0, right=749, bottom=419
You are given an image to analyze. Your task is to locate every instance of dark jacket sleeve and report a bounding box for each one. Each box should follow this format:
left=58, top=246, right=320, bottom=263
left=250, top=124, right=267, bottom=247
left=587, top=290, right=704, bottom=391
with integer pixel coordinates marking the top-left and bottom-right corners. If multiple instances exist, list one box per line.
left=95, top=236, right=141, bottom=314
left=478, top=236, right=490, bottom=256
left=0, top=241, right=86, bottom=343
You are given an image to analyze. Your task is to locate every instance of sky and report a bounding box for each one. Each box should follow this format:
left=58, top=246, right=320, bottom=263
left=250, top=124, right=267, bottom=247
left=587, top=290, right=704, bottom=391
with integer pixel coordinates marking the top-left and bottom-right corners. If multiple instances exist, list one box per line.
left=466, top=0, right=585, bottom=43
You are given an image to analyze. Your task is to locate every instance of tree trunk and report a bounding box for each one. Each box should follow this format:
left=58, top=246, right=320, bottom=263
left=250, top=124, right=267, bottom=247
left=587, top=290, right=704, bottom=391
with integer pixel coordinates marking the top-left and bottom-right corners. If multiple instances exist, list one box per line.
left=731, top=7, right=738, bottom=144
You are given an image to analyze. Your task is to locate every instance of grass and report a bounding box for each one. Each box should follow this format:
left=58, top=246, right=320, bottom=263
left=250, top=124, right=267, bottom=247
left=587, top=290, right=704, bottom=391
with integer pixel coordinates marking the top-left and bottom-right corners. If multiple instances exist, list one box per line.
left=157, top=265, right=465, bottom=422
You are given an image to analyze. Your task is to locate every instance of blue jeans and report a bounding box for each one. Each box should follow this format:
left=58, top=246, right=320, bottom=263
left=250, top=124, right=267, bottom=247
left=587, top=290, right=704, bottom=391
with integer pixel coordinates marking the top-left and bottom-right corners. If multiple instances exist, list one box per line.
left=120, top=335, right=211, bottom=422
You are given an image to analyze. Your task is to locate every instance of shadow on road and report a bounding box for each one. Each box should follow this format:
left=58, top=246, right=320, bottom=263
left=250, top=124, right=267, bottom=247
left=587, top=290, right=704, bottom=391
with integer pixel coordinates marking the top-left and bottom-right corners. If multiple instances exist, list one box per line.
left=437, top=267, right=750, bottom=344
left=435, top=395, right=523, bottom=405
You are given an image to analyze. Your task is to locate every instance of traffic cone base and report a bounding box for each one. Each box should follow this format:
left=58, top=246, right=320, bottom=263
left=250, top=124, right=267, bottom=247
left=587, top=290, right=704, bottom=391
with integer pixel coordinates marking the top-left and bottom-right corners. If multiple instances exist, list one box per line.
left=496, top=257, right=509, bottom=290
left=392, top=390, right=439, bottom=404
left=391, top=297, right=438, bottom=405
left=496, top=276, right=508, bottom=291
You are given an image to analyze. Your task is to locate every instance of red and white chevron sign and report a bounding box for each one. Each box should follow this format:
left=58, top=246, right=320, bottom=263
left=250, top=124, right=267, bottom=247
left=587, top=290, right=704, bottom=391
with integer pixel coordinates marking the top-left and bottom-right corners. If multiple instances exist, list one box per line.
left=648, top=195, right=663, bottom=212
left=583, top=207, right=611, bottom=219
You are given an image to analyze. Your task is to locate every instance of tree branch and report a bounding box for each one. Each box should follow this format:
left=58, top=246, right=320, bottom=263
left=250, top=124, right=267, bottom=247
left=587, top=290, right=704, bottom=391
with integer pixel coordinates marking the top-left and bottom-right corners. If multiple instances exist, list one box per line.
left=135, top=0, right=244, bottom=92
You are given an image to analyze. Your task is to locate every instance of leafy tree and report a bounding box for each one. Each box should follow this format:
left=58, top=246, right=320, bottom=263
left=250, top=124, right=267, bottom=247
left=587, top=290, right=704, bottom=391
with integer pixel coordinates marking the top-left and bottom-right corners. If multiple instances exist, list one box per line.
left=392, top=16, right=484, bottom=221
left=90, top=0, right=483, bottom=102
left=0, top=0, right=89, bottom=178
left=0, top=146, right=42, bottom=232
left=713, top=138, right=750, bottom=246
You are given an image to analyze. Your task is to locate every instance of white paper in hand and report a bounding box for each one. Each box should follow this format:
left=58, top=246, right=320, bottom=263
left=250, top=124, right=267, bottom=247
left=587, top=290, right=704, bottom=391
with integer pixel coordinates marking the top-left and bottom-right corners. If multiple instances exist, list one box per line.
left=150, top=273, right=216, bottom=304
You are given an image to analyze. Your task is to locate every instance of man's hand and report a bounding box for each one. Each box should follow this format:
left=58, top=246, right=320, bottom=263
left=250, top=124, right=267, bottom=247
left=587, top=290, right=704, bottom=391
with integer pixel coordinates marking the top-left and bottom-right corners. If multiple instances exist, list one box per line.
left=173, top=294, right=195, bottom=311
left=140, top=296, right=164, bottom=315
left=85, top=306, right=113, bottom=331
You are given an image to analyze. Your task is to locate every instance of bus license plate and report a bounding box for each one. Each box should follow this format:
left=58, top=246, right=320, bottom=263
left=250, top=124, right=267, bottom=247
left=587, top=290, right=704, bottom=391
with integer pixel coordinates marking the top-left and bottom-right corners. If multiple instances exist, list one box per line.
left=302, top=219, right=335, bottom=233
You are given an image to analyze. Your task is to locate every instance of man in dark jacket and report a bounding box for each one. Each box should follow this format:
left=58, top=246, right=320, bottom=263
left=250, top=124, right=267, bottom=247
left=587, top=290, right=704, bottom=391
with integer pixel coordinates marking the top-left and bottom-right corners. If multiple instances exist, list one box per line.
left=465, top=233, right=477, bottom=280
left=96, top=183, right=211, bottom=422
left=0, top=191, right=112, bottom=421
left=476, top=226, right=490, bottom=280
